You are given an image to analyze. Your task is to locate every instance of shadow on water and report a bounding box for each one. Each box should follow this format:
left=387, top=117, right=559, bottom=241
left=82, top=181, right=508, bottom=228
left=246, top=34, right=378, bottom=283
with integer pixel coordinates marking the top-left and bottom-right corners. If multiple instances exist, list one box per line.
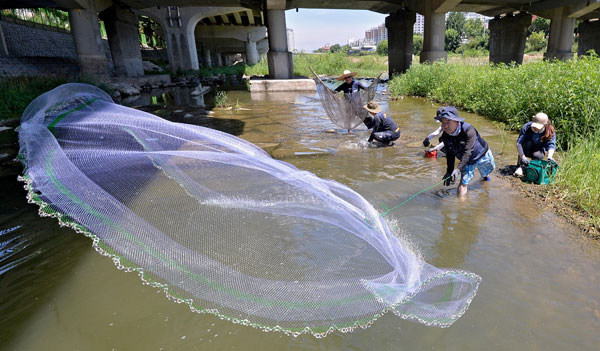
left=0, top=175, right=91, bottom=345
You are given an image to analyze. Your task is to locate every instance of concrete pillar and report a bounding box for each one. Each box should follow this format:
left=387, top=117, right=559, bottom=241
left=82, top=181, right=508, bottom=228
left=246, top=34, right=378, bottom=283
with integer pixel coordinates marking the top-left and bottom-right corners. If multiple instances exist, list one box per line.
left=214, top=53, right=223, bottom=67
left=420, top=10, right=446, bottom=63
left=545, top=7, right=575, bottom=61
left=488, top=13, right=531, bottom=65
left=578, top=20, right=600, bottom=57
left=385, top=9, right=416, bottom=76
left=100, top=3, right=143, bottom=77
left=245, top=40, right=259, bottom=64
left=203, top=47, right=212, bottom=68
left=0, top=20, right=9, bottom=56
left=67, top=2, right=110, bottom=75
left=266, top=7, right=293, bottom=78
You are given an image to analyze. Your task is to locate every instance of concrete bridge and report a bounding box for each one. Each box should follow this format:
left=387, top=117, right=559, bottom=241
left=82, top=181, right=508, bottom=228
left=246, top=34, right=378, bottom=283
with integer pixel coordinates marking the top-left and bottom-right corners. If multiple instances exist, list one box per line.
left=1, top=0, right=600, bottom=79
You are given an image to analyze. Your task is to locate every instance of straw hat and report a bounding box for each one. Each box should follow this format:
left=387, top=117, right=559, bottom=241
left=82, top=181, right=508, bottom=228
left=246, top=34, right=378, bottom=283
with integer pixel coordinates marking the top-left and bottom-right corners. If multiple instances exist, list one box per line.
left=336, top=70, right=358, bottom=81
left=531, top=112, right=549, bottom=130
left=363, top=100, right=382, bottom=114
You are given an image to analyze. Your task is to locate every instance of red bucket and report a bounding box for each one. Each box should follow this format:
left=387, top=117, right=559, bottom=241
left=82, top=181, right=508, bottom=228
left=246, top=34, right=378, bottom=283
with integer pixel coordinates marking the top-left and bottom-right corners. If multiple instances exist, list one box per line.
left=425, top=150, right=437, bottom=158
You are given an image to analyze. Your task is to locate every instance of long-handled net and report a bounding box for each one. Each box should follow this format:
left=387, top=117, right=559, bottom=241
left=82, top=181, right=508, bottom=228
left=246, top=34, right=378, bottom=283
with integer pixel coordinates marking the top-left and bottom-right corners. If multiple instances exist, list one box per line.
left=18, top=84, right=480, bottom=337
left=310, top=68, right=381, bottom=131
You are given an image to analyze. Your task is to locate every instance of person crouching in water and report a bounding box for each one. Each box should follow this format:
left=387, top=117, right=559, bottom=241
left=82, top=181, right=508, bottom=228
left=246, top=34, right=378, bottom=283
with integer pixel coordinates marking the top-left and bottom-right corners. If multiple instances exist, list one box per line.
left=437, top=106, right=495, bottom=196
left=513, top=112, right=557, bottom=177
left=362, top=100, right=400, bottom=146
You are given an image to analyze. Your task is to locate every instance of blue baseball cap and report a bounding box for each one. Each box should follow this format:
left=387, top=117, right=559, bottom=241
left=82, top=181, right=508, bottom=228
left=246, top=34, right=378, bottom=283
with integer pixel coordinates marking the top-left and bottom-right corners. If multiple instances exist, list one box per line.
left=435, top=106, right=465, bottom=122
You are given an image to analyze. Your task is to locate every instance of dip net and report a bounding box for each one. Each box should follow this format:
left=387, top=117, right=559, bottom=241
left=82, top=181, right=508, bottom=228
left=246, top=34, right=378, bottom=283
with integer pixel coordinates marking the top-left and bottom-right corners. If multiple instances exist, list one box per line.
left=18, top=84, right=480, bottom=337
left=312, top=71, right=380, bottom=131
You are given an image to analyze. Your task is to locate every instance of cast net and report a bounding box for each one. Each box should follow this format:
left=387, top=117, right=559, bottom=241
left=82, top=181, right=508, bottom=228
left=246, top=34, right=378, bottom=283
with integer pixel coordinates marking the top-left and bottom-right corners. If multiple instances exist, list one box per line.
left=18, top=84, right=480, bottom=337
left=311, top=70, right=380, bottom=131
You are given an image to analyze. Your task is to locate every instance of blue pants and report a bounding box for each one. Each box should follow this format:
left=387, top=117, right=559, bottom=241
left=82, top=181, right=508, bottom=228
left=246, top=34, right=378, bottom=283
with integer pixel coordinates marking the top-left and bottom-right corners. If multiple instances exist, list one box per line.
left=371, top=130, right=400, bottom=144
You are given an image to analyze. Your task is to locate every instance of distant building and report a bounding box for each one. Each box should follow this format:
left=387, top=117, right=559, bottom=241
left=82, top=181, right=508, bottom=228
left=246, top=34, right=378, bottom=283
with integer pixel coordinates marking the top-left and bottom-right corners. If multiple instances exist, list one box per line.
left=287, top=28, right=296, bottom=52
left=414, top=14, right=425, bottom=34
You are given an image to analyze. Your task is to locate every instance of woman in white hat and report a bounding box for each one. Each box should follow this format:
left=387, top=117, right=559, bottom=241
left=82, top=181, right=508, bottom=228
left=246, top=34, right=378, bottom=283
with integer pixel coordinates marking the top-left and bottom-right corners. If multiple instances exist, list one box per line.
left=514, top=112, right=557, bottom=177
left=362, top=100, right=400, bottom=146
left=334, top=70, right=367, bottom=95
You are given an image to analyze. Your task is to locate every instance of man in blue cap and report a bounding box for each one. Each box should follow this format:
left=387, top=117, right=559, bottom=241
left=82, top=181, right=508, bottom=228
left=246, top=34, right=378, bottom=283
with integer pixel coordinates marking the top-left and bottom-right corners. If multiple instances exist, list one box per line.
left=437, top=106, right=495, bottom=196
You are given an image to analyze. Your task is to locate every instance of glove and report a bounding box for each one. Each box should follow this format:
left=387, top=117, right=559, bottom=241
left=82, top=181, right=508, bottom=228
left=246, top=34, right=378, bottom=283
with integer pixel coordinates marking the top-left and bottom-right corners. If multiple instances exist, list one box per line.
left=547, top=156, right=556, bottom=164
left=520, top=155, right=530, bottom=166
left=428, top=147, right=436, bottom=153
left=443, top=169, right=460, bottom=186
left=422, top=137, right=430, bottom=147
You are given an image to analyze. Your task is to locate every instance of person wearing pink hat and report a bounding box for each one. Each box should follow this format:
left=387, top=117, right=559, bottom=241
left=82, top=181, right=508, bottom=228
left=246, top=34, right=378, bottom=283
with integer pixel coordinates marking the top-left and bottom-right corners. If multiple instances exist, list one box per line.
left=513, top=112, right=557, bottom=177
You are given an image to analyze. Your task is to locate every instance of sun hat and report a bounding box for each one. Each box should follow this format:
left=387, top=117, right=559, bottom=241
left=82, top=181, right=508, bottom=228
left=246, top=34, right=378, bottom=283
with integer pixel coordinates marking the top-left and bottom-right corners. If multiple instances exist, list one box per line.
left=363, top=100, right=382, bottom=114
left=531, top=112, right=548, bottom=130
left=337, top=70, right=358, bottom=81
left=434, top=106, right=465, bottom=122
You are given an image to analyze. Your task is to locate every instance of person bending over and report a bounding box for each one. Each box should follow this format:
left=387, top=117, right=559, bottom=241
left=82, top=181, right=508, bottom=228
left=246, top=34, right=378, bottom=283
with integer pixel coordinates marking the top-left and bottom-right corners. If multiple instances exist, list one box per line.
left=362, top=100, right=400, bottom=147
left=437, top=106, right=495, bottom=197
left=513, top=112, right=557, bottom=177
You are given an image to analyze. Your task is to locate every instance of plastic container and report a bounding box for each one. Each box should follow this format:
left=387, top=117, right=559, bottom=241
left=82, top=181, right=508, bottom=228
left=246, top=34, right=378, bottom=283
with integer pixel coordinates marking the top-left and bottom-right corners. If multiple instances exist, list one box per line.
left=425, top=149, right=437, bottom=158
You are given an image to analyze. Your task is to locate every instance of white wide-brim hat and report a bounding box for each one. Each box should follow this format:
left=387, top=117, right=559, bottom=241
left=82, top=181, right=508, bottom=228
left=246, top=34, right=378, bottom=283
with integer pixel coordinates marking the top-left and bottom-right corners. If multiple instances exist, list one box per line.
left=337, top=70, right=358, bottom=81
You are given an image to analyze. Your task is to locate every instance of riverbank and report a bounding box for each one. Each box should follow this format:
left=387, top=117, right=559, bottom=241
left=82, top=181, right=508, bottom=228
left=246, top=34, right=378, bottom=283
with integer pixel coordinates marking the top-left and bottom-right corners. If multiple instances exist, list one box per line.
left=388, top=56, right=600, bottom=237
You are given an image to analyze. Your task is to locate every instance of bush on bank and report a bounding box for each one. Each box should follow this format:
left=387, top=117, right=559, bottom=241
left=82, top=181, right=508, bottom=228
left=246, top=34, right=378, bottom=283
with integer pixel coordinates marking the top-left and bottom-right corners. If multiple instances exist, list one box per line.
left=0, top=76, right=111, bottom=121
left=388, top=55, right=600, bottom=232
left=388, top=55, right=600, bottom=148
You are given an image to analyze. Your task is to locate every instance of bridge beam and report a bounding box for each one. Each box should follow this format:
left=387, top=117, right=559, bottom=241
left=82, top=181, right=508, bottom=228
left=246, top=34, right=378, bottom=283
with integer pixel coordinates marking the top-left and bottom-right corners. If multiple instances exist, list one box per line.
left=100, top=2, right=144, bottom=77
left=545, top=7, right=576, bottom=61
left=488, top=13, right=531, bottom=65
left=385, top=9, right=416, bottom=76
left=68, top=0, right=110, bottom=76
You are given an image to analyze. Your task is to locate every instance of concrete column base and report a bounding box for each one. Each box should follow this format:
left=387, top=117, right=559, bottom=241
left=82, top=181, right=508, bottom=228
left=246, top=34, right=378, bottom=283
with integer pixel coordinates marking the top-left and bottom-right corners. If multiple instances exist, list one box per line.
left=420, top=50, right=447, bottom=63
left=267, top=51, right=293, bottom=79
left=386, top=9, right=416, bottom=76
left=544, top=51, right=573, bottom=61
left=245, top=40, right=259, bottom=65
left=77, top=54, right=111, bottom=76
left=578, top=21, right=600, bottom=57
left=489, top=13, right=531, bottom=65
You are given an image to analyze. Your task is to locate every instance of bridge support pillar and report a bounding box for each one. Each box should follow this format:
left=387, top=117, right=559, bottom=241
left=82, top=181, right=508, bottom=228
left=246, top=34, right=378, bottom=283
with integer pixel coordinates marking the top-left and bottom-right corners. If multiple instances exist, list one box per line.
left=266, top=7, right=293, bottom=78
left=214, top=53, right=223, bottom=67
left=245, top=40, right=259, bottom=65
left=68, top=1, right=110, bottom=76
left=489, top=13, right=531, bottom=65
left=545, top=7, right=575, bottom=61
left=100, top=3, right=143, bottom=77
left=203, top=47, right=212, bottom=68
left=420, top=10, right=446, bottom=63
left=578, top=20, right=600, bottom=56
left=386, top=9, right=416, bottom=76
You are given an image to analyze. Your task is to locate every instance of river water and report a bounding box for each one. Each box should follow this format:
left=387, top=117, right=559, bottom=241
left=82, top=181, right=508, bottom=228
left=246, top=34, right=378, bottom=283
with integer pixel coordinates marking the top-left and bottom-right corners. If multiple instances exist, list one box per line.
left=1, top=87, right=599, bottom=350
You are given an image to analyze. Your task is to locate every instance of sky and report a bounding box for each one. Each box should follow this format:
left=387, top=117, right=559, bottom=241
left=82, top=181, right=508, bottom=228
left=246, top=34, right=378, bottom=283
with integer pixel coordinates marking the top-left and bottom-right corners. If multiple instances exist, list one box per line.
left=285, top=9, right=387, bottom=52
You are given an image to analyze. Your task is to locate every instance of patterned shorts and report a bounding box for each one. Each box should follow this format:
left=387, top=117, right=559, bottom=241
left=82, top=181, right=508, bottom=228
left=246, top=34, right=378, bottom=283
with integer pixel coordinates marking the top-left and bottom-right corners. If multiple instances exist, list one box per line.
left=461, top=149, right=495, bottom=185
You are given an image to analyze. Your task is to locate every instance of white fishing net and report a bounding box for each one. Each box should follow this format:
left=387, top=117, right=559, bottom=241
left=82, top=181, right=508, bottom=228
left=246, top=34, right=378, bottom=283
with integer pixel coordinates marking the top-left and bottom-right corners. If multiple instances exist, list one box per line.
left=17, top=84, right=480, bottom=337
left=312, top=73, right=380, bottom=131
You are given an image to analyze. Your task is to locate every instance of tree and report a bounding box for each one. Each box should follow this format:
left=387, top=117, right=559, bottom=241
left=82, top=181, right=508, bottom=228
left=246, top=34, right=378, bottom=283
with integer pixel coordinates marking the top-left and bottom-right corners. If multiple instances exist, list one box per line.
left=413, top=35, right=423, bottom=55
left=330, top=44, right=341, bottom=53
left=526, top=31, right=547, bottom=53
left=465, top=18, right=486, bottom=39
left=446, top=12, right=466, bottom=37
left=528, top=17, right=551, bottom=37
left=445, top=28, right=461, bottom=52
left=376, top=40, right=388, bottom=55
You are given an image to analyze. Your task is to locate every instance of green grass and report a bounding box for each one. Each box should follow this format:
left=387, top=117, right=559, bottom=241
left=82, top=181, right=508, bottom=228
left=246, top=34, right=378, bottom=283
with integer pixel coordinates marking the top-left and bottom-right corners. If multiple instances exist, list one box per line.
left=552, top=135, right=600, bottom=230
left=0, top=76, right=112, bottom=121
left=388, top=55, right=600, bottom=232
left=244, top=52, right=387, bottom=78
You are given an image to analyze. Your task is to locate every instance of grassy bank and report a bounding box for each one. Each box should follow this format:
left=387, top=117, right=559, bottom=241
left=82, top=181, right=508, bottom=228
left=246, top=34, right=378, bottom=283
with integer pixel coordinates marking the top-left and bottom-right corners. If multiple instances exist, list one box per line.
left=0, top=76, right=111, bottom=121
left=244, top=52, right=387, bottom=78
left=388, top=56, right=600, bottom=233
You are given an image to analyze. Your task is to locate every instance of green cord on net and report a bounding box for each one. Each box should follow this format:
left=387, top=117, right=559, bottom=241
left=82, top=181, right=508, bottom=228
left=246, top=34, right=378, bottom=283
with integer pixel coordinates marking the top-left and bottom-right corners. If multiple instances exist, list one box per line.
left=380, top=176, right=451, bottom=217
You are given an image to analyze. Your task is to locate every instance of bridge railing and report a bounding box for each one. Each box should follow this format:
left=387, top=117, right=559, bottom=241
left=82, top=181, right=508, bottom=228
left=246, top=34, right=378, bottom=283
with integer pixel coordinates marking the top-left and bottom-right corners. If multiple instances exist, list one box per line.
left=1, top=8, right=71, bottom=33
